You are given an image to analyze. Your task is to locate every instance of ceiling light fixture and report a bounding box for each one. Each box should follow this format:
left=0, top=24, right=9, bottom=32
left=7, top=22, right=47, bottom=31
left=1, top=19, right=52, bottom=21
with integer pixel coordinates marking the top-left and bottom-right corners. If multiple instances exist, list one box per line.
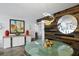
left=42, top=12, right=55, bottom=25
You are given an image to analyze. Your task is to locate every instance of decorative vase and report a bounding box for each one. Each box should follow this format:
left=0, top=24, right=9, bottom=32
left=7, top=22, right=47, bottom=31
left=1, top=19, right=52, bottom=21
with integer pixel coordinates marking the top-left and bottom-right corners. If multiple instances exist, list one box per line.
left=5, top=30, right=9, bottom=37
left=26, top=30, right=29, bottom=36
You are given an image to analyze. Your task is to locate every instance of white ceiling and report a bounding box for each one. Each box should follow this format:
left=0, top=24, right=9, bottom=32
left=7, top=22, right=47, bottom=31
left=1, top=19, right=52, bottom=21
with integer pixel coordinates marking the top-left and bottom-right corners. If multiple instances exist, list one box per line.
left=0, top=3, right=78, bottom=21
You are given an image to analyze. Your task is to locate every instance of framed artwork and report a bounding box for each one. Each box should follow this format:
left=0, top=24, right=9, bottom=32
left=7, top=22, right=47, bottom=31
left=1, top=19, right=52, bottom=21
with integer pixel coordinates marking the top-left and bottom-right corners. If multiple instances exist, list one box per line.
left=10, top=19, right=25, bottom=34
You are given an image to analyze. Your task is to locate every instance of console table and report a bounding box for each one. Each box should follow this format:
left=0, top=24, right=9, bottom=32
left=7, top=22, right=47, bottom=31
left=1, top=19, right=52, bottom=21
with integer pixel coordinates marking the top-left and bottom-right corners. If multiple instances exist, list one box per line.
left=3, top=35, right=28, bottom=49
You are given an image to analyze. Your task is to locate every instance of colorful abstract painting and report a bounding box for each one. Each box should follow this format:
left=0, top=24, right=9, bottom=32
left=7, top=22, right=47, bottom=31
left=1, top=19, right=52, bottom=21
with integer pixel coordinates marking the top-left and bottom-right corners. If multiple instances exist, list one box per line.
left=10, top=19, right=25, bottom=34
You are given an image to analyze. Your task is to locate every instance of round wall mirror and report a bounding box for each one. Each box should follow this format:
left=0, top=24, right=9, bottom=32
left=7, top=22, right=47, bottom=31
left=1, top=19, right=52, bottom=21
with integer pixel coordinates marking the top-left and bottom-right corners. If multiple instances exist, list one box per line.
left=57, top=15, right=77, bottom=34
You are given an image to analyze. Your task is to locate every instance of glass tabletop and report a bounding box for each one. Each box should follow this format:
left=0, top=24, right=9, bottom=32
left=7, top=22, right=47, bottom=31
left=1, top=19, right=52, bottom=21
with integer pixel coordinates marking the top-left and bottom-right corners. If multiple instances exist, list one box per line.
left=25, top=39, right=73, bottom=56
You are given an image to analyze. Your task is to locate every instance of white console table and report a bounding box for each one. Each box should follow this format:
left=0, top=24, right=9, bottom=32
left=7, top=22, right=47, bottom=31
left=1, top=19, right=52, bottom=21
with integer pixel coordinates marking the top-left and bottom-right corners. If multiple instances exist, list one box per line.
left=3, top=35, right=27, bottom=49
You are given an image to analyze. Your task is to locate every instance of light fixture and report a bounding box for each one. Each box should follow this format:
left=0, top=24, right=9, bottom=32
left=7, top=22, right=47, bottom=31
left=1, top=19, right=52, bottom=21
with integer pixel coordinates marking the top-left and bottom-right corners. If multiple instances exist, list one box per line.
left=43, top=12, right=51, bottom=16
left=43, top=12, right=55, bottom=25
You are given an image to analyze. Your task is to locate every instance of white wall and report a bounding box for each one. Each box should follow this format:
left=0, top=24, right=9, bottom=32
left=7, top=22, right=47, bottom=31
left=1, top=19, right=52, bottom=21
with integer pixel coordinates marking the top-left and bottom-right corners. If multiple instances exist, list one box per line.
left=0, top=15, right=9, bottom=47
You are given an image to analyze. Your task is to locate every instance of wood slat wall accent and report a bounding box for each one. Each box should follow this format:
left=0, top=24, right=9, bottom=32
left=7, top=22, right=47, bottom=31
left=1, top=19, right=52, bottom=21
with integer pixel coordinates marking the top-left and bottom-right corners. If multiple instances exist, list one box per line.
left=45, top=4, right=79, bottom=39
left=54, top=5, right=79, bottom=18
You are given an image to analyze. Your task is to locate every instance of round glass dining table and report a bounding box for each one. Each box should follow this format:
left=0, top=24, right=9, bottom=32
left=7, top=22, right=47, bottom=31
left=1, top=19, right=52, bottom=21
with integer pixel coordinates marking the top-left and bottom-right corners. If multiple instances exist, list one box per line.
left=25, top=39, right=73, bottom=56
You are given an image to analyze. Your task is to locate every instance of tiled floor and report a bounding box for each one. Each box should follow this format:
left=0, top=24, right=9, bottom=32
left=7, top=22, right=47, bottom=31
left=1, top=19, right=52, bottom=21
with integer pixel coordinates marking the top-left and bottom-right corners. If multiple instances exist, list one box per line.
left=0, top=46, right=26, bottom=56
